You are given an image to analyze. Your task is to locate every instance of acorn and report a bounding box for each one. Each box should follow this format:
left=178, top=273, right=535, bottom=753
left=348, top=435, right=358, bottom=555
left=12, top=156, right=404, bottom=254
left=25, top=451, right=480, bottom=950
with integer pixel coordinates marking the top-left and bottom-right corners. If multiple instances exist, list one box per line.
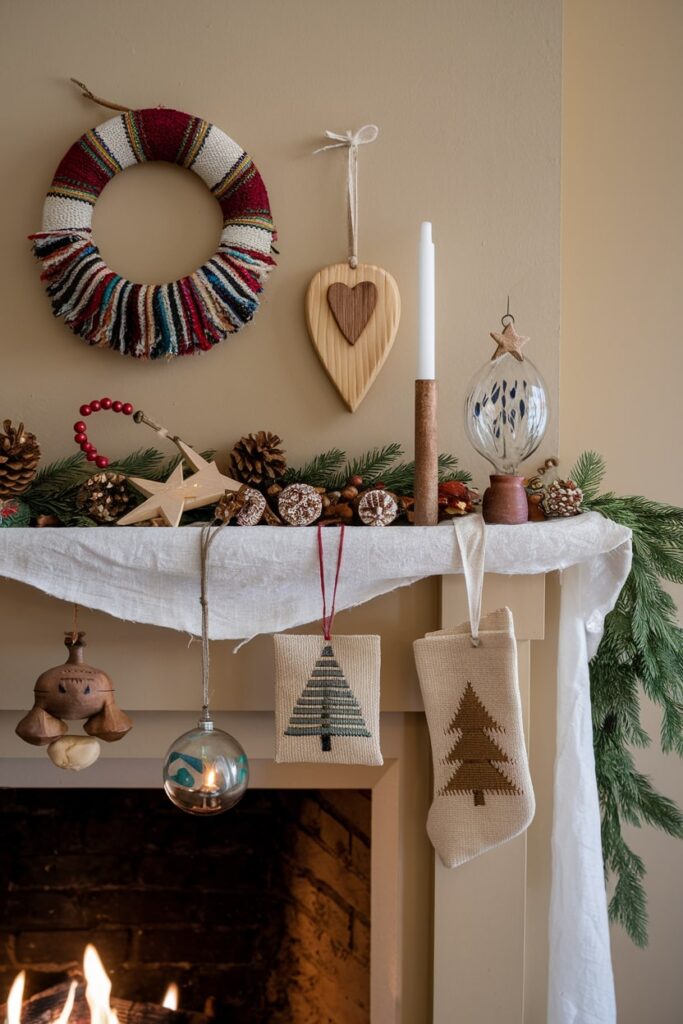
left=327, top=503, right=354, bottom=521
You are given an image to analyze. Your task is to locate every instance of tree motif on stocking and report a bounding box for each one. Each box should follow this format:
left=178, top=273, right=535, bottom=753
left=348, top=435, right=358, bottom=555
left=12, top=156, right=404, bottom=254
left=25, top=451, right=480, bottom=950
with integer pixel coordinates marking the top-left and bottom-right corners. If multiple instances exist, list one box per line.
left=441, top=681, right=520, bottom=806
left=284, top=643, right=371, bottom=752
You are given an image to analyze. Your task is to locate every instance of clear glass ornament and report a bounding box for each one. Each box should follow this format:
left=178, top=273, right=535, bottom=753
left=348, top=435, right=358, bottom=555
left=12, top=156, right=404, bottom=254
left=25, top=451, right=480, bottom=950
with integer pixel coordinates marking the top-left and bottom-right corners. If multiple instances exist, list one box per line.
left=163, top=718, right=249, bottom=816
left=464, top=349, right=548, bottom=475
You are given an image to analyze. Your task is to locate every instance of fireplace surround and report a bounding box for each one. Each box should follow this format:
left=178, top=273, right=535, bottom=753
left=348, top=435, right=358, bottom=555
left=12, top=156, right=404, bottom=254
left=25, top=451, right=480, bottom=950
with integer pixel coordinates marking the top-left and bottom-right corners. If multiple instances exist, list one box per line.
left=1, top=569, right=549, bottom=1022
left=0, top=788, right=371, bottom=1023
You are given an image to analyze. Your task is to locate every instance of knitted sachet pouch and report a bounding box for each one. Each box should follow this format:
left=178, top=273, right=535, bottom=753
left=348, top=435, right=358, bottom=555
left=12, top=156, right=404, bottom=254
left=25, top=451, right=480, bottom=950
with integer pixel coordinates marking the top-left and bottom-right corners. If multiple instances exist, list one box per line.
left=274, top=633, right=382, bottom=765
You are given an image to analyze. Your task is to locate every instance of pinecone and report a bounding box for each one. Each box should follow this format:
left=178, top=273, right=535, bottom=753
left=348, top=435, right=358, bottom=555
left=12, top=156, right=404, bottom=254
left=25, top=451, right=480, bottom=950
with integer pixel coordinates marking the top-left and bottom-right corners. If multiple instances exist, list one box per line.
left=230, top=432, right=287, bottom=486
left=541, top=479, right=583, bottom=518
left=76, top=472, right=134, bottom=524
left=0, top=420, right=41, bottom=498
left=214, top=485, right=266, bottom=526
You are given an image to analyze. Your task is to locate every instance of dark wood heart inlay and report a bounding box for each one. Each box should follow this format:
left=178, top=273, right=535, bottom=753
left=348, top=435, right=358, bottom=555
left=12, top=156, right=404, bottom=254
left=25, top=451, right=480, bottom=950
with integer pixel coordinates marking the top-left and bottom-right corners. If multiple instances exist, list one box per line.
left=327, top=281, right=378, bottom=345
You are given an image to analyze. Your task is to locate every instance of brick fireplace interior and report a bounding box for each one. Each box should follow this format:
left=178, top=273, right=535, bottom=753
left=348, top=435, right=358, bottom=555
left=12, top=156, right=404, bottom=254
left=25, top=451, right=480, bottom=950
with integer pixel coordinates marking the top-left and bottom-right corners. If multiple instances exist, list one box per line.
left=0, top=788, right=371, bottom=1024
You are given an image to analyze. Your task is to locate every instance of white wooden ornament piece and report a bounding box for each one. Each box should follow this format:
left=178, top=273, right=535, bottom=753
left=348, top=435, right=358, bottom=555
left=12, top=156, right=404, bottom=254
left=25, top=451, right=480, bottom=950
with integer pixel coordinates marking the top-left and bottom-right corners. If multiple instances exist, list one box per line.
left=306, top=262, right=401, bottom=412
left=117, top=440, right=241, bottom=527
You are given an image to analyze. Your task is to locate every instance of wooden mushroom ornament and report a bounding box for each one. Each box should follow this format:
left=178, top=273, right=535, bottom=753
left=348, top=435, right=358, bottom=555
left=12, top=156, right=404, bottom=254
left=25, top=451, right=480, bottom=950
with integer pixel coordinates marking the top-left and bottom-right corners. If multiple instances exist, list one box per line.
left=15, top=633, right=132, bottom=768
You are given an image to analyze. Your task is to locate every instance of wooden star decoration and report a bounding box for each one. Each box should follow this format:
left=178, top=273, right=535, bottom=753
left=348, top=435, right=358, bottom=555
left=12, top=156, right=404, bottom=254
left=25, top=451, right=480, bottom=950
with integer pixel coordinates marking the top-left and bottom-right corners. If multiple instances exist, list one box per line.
left=490, top=321, right=529, bottom=362
left=117, top=441, right=242, bottom=527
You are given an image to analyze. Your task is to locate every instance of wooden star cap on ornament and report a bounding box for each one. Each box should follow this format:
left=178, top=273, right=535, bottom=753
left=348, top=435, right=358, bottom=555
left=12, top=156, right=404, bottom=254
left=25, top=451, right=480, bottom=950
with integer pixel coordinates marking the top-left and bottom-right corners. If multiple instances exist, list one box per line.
left=490, top=320, right=529, bottom=363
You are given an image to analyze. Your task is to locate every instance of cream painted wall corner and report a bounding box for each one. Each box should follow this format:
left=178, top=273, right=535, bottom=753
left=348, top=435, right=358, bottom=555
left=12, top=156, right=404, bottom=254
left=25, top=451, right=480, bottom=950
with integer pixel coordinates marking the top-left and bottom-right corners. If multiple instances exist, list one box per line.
left=562, top=2, right=683, bottom=1021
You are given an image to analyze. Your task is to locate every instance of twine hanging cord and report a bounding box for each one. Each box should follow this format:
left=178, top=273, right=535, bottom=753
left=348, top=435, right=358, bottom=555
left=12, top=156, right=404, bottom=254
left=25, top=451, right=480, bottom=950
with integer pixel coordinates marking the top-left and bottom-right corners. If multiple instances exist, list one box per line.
left=70, top=78, right=130, bottom=112
left=314, top=125, right=379, bottom=269
left=198, top=522, right=229, bottom=722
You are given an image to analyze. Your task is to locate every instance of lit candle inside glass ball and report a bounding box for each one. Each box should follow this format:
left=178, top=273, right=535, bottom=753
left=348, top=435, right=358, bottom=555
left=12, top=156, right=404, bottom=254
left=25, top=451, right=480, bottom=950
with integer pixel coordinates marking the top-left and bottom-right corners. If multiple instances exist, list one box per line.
left=163, top=720, right=249, bottom=815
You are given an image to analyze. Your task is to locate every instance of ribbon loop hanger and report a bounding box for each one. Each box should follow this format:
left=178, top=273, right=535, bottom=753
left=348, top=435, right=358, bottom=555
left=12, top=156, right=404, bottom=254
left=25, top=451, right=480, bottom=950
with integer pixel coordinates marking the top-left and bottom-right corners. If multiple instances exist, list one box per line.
left=314, top=124, right=379, bottom=269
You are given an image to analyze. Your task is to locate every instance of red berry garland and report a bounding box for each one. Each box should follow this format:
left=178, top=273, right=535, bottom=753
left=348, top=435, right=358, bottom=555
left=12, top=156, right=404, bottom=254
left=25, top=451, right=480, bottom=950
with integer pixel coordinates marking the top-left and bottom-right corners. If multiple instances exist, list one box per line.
left=73, top=400, right=135, bottom=469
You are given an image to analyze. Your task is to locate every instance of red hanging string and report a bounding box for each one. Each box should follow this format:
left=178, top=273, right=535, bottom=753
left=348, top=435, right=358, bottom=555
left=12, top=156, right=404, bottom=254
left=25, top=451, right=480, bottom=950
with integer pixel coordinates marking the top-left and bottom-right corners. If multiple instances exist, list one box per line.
left=317, top=523, right=346, bottom=641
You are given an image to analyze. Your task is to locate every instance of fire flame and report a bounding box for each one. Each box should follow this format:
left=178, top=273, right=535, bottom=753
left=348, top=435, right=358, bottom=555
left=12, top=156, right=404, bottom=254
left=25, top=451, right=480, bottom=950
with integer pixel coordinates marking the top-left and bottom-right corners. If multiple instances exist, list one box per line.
left=162, top=984, right=179, bottom=1011
left=5, top=948, right=176, bottom=1024
left=56, top=982, right=77, bottom=1024
left=204, top=766, right=217, bottom=790
left=84, top=944, right=118, bottom=1024
left=6, top=972, right=25, bottom=1024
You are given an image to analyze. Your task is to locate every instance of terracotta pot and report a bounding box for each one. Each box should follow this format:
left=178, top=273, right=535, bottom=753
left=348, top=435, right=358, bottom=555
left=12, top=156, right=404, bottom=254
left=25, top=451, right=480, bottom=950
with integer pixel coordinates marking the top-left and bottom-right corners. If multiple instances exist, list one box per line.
left=482, top=475, right=529, bottom=525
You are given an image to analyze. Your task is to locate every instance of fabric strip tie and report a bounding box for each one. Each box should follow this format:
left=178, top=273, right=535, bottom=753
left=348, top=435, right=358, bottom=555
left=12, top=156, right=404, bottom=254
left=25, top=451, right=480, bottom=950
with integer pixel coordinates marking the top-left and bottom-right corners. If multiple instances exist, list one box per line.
left=314, top=125, right=379, bottom=269
left=453, top=516, right=486, bottom=645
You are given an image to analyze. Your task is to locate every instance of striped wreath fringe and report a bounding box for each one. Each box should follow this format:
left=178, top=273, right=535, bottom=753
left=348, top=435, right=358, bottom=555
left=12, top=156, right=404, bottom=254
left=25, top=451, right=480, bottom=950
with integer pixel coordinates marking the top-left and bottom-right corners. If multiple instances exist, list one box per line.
left=31, top=229, right=276, bottom=359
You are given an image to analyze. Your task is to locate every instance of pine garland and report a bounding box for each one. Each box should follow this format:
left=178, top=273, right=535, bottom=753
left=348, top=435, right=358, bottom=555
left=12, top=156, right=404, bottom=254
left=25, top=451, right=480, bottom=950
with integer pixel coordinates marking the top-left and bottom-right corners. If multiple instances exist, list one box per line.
left=571, top=451, right=683, bottom=945
left=21, top=448, right=214, bottom=526
left=21, top=443, right=471, bottom=525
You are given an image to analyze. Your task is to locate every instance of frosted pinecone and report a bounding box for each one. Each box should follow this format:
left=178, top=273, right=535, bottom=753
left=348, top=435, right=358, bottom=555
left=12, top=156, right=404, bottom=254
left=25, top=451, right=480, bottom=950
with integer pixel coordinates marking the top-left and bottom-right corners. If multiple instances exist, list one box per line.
left=541, top=479, right=583, bottom=518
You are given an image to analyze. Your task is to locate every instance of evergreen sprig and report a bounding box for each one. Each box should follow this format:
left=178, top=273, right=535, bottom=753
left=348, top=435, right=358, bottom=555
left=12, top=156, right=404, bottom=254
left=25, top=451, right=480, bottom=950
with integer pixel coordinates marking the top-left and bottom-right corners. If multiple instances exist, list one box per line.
left=328, top=443, right=405, bottom=490
left=284, top=444, right=471, bottom=494
left=281, top=448, right=347, bottom=487
left=107, top=447, right=166, bottom=479
left=25, top=452, right=90, bottom=504
left=572, top=451, right=683, bottom=945
left=380, top=453, right=472, bottom=494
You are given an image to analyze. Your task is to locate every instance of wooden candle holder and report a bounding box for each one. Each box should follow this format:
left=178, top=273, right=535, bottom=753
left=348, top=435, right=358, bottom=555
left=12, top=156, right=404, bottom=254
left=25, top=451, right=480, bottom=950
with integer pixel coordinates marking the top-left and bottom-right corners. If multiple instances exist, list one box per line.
left=414, top=380, right=438, bottom=526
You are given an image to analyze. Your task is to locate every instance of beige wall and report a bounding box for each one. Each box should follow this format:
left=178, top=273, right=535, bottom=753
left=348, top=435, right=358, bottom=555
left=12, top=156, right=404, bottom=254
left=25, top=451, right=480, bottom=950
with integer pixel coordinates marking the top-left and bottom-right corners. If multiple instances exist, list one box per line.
left=0, top=1, right=563, bottom=1021
left=0, top=0, right=560, bottom=471
left=562, top=1, right=683, bottom=1020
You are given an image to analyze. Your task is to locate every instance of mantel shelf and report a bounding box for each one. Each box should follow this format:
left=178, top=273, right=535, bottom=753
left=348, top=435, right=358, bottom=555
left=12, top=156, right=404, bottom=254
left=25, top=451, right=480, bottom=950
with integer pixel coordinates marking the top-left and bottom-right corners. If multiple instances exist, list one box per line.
left=0, top=514, right=630, bottom=639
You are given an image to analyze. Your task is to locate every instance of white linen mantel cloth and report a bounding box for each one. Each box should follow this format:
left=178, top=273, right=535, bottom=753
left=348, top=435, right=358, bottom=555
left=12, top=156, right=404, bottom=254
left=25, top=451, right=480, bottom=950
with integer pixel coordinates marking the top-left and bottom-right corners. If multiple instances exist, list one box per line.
left=0, top=511, right=631, bottom=1024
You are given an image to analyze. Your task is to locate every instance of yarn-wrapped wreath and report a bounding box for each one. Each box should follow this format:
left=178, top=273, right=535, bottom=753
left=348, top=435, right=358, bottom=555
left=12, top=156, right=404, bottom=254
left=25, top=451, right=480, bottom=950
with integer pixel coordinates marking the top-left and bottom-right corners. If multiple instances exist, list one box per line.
left=30, top=108, right=276, bottom=359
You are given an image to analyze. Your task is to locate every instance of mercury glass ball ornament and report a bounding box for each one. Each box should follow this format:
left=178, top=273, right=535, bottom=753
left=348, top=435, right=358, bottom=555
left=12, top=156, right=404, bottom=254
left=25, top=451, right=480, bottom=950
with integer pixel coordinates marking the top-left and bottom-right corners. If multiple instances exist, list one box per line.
left=163, top=719, right=249, bottom=815
left=464, top=320, right=548, bottom=475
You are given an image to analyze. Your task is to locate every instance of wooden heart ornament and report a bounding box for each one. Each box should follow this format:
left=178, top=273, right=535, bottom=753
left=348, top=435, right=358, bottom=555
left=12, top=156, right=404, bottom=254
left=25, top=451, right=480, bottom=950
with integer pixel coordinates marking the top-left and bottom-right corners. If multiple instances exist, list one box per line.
left=327, top=281, right=377, bottom=344
left=306, top=263, right=401, bottom=411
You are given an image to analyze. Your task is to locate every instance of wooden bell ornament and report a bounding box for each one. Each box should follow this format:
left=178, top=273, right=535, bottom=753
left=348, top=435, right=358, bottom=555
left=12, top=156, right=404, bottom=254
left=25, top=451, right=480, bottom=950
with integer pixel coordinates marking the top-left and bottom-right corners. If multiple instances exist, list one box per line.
left=306, top=126, right=401, bottom=411
left=15, top=631, right=132, bottom=746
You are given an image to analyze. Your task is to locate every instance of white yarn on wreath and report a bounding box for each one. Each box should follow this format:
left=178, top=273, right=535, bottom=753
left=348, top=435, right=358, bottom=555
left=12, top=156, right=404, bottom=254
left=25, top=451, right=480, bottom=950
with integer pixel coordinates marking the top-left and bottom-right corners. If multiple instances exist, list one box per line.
left=31, top=107, right=277, bottom=359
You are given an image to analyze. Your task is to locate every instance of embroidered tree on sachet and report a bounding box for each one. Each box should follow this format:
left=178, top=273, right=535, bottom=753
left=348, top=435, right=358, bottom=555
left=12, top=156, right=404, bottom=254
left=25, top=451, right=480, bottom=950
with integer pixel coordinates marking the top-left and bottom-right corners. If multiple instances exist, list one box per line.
left=441, top=681, right=520, bottom=806
left=284, top=643, right=371, bottom=752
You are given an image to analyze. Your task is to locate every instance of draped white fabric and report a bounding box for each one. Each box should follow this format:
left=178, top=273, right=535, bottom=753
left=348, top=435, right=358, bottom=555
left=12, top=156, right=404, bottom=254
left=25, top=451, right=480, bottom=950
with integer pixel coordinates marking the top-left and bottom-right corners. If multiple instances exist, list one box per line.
left=0, top=511, right=631, bottom=1023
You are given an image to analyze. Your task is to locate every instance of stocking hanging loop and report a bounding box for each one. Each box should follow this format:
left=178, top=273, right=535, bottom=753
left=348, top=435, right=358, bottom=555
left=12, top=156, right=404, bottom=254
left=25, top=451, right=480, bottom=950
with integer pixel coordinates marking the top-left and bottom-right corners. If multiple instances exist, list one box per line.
left=453, top=516, right=486, bottom=646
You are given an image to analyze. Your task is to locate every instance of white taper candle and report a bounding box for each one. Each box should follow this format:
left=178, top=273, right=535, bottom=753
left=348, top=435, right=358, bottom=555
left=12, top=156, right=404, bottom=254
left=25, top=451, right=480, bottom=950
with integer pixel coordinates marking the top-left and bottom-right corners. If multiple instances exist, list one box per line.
left=417, top=221, right=436, bottom=379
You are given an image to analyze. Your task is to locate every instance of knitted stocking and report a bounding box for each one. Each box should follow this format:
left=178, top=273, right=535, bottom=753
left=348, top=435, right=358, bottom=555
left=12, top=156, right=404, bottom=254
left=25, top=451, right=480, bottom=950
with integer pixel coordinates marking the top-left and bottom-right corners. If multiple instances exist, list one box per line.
left=413, top=518, right=534, bottom=867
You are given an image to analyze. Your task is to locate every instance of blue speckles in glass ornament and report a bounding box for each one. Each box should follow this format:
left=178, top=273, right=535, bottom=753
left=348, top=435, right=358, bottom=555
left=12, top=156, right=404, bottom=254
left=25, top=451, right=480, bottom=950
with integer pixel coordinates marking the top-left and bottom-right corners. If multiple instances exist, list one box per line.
left=168, top=763, right=195, bottom=788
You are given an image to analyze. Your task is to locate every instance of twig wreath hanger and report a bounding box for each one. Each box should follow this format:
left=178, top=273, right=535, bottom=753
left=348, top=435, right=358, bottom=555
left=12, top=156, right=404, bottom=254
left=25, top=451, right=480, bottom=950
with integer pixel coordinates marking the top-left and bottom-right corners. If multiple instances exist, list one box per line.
left=30, top=79, right=277, bottom=360
left=305, top=124, right=401, bottom=412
